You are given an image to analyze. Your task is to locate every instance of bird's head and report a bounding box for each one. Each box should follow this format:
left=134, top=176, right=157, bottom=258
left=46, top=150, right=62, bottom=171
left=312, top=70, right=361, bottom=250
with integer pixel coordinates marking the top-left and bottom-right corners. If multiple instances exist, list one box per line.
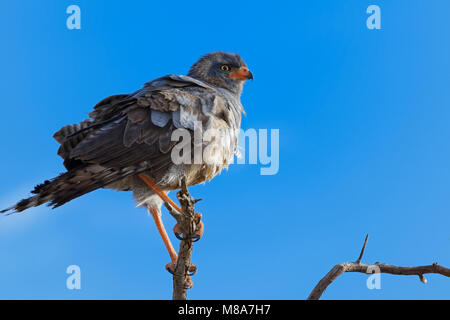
left=187, top=52, right=253, bottom=95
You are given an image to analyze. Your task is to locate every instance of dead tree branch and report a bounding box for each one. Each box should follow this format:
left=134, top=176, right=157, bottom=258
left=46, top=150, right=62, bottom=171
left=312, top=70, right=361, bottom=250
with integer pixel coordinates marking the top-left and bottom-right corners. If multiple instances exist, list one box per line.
left=307, top=234, right=450, bottom=300
left=165, top=179, right=200, bottom=300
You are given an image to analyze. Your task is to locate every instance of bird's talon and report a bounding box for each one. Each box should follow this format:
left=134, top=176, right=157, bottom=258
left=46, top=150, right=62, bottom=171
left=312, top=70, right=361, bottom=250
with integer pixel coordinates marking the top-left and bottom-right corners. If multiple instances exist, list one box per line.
left=173, top=223, right=187, bottom=240
left=165, top=261, right=197, bottom=278
left=193, top=215, right=204, bottom=241
left=173, top=216, right=204, bottom=242
left=188, top=264, right=197, bottom=276
left=174, top=232, right=200, bottom=241
left=165, top=262, right=177, bottom=275
left=174, top=232, right=189, bottom=241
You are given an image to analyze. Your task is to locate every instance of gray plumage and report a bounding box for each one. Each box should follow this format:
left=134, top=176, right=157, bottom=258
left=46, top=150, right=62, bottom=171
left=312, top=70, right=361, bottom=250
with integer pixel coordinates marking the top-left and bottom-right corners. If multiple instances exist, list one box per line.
left=1, top=52, right=252, bottom=214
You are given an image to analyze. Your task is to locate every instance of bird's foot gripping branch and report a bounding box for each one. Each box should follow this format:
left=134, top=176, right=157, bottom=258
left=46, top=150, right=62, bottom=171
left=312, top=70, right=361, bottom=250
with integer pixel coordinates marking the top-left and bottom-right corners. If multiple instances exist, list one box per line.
left=163, top=179, right=202, bottom=300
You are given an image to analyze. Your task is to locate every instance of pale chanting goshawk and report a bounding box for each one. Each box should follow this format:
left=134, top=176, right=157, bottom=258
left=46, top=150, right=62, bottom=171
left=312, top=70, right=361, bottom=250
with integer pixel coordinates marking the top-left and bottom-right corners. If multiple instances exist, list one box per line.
left=1, top=52, right=253, bottom=272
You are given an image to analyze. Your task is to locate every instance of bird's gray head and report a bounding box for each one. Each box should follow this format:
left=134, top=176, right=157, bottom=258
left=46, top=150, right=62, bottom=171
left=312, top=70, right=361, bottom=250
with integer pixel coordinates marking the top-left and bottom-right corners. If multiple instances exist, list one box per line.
left=187, top=52, right=253, bottom=95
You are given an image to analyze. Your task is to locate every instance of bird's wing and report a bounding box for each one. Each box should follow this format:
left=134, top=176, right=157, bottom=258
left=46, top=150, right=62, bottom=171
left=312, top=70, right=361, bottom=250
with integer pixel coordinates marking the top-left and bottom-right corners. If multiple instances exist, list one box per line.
left=2, top=76, right=236, bottom=213
left=59, top=75, right=229, bottom=172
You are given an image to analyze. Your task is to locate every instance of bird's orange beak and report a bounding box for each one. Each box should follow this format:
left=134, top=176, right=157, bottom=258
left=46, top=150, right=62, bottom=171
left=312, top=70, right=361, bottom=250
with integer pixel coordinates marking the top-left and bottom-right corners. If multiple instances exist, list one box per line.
left=228, top=66, right=253, bottom=81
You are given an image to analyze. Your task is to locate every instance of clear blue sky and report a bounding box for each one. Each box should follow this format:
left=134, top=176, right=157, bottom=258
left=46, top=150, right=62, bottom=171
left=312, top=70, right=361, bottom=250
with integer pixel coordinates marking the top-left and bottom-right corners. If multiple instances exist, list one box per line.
left=0, top=0, right=449, bottom=299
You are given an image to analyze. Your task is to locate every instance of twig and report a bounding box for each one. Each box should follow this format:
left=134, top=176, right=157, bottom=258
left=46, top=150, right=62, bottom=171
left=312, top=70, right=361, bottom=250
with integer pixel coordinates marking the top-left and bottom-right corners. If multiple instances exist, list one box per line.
left=166, top=179, right=199, bottom=300
left=307, top=235, right=450, bottom=300
left=355, top=234, right=369, bottom=264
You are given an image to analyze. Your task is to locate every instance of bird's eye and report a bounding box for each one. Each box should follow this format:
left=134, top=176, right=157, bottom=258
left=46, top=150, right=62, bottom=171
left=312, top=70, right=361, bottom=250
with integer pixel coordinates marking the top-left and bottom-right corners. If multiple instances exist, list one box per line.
left=220, top=65, right=230, bottom=71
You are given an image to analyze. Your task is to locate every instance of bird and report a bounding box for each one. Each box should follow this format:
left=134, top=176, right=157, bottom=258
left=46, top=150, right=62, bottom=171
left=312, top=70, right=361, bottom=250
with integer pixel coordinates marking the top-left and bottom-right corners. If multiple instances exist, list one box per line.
left=1, top=51, right=253, bottom=273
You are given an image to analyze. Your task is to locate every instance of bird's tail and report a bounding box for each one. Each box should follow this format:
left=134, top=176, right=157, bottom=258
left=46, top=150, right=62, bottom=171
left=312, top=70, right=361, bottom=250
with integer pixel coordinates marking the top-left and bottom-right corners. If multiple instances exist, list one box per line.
left=0, top=164, right=141, bottom=215
left=1, top=174, right=63, bottom=215
left=0, top=170, right=86, bottom=215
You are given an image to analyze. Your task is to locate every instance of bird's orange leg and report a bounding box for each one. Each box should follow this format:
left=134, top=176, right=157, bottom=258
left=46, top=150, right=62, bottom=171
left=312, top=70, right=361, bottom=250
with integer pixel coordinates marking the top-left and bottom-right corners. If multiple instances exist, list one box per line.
left=147, top=206, right=178, bottom=266
left=140, top=174, right=201, bottom=287
left=139, top=174, right=182, bottom=213
left=148, top=206, right=195, bottom=288
left=139, top=173, right=204, bottom=241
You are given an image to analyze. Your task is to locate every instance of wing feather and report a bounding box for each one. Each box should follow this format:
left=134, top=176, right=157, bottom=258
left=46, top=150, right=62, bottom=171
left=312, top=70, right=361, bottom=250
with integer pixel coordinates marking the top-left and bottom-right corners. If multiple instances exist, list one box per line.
left=61, top=75, right=220, bottom=173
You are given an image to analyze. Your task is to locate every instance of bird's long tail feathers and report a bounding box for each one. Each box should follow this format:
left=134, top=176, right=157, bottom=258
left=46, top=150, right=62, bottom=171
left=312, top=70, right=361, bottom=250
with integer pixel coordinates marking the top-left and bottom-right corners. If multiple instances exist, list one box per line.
left=0, top=164, right=153, bottom=215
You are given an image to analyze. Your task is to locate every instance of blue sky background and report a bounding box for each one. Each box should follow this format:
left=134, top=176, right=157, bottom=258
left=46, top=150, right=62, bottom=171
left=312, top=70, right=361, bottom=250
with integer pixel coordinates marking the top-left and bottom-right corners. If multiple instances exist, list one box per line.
left=0, top=0, right=449, bottom=299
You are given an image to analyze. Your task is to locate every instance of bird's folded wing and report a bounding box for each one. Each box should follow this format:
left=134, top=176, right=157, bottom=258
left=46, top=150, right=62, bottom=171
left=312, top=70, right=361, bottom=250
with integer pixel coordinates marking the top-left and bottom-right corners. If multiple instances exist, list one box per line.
left=55, top=75, right=227, bottom=171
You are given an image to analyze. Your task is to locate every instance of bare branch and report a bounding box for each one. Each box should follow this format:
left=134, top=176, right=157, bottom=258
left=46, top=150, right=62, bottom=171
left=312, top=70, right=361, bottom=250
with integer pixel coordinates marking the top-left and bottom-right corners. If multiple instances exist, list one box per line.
left=307, top=236, right=450, bottom=300
left=164, top=202, right=182, bottom=224
left=171, top=179, right=198, bottom=300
